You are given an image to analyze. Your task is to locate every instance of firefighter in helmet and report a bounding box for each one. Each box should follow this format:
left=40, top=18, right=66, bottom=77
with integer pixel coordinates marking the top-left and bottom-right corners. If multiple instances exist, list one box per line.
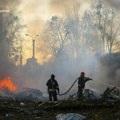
left=46, top=74, right=59, bottom=103
left=78, top=72, right=92, bottom=99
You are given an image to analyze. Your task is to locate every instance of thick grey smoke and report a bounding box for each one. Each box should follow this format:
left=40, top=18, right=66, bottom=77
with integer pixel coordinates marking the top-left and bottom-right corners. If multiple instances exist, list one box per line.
left=107, top=0, right=120, bottom=9
left=88, top=53, right=120, bottom=94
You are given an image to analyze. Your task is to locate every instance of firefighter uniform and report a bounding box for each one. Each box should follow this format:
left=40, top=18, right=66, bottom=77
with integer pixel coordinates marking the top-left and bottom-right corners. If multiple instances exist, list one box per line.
left=46, top=74, right=59, bottom=103
left=78, top=72, right=92, bottom=99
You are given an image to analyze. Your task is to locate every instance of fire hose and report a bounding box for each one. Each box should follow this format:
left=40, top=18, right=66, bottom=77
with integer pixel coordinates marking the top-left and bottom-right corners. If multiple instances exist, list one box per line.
left=57, top=78, right=120, bottom=96
left=57, top=78, right=79, bottom=96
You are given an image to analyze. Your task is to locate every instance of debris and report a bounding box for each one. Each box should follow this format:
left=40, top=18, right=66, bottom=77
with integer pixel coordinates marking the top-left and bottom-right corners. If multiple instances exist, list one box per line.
left=38, top=102, right=45, bottom=107
left=0, top=96, right=120, bottom=119
left=21, top=109, right=32, bottom=115
left=102, top=87, right=115, bottom=98
left=84, top=89, right=100, bottom=99
left=115, top=111, right=120, bottom=116
left=102, top=87, right=120, bottom=99
left=56, top=113, right=86, bottom=120
left=32, top=110, right=42, bottom=116
left=5, top=113, right=15, bottom=117
left=35, top=116, right=41, bottom=119
left=20, top=102, right=25, bottom=106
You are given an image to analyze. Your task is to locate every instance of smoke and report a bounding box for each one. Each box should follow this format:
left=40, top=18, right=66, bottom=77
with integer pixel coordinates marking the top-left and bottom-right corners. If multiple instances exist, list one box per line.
left=49, top=0, right=89, bottom=15
left=0, top=0, right=21, bottom=9
left=88, top=53, right=120, bottom=94
left=106, top=0, right=120, bottom=9
left=18, top=0, right=49, bottom=35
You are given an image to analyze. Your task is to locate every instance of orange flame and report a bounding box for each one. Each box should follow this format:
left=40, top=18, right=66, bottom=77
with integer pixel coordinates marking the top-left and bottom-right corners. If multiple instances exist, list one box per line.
left=0, top=77, right=17, bottom=92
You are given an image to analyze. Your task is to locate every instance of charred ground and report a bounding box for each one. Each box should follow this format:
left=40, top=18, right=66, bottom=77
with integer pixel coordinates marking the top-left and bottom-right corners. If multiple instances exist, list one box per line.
left=0, top=98, right=120, bottom=120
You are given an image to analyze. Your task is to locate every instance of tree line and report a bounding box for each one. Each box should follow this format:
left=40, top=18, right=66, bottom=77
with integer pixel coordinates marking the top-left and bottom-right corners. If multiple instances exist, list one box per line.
left=0, top=0, right=120, bottom=65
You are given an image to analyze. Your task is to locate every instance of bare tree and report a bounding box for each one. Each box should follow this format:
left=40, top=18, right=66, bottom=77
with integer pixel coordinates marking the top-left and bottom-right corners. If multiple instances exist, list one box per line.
left=43, top=16, right=70, bottom=61
left=0, top=10, right=25, bottom=63
left=90, top=0, right=120, bottom=53
left=64, top=4, right=86, bottom=61
left=66, top=4, right=96, bottom=60
left=81, top=11, right=98, bottom=54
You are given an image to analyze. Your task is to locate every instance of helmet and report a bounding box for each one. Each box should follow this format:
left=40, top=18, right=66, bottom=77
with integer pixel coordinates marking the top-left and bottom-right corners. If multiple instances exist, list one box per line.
left=51, top=74, right=55, bottom=78
left=80, top=72, right=85, bottom=76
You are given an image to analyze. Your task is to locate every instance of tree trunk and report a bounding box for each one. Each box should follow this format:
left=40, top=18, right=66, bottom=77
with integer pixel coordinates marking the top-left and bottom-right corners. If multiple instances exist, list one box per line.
left=108, top=44, right=112, bottom=54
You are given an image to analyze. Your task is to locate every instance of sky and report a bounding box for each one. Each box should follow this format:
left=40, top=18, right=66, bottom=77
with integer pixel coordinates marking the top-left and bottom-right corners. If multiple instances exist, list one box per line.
left=18, top=0, right=89, bottom=34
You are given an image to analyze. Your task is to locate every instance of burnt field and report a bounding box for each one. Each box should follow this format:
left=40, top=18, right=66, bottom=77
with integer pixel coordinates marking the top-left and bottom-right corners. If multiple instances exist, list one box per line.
left=0, top=98, right=120, bottom=120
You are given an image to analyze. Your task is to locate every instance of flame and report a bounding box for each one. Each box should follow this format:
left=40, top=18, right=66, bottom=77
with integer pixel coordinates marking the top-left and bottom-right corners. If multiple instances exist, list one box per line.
left=0, top=77, right=17, bottom=92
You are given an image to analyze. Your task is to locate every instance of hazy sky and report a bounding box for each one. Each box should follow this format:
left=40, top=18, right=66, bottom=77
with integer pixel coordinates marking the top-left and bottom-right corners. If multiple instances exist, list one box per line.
left=17, top=0, right=88, bottom=33
left=1, top=0, right=119, bottom=34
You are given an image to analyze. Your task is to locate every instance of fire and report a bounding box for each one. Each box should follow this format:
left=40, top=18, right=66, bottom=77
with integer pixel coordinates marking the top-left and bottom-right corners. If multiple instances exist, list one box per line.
left=0, top=77, right=17, bottom=92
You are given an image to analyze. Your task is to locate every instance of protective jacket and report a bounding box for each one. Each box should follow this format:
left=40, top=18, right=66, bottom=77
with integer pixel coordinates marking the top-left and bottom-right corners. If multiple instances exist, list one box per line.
left=78, top=77, right=92, bottom=88
left=46, top=79, right=59, bottom=92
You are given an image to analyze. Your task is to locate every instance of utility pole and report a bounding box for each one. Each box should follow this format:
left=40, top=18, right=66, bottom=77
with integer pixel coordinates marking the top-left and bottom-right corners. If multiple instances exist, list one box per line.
left=25, top=34, right=39, bottom=60
left=32, top=39, right=35, bottom=59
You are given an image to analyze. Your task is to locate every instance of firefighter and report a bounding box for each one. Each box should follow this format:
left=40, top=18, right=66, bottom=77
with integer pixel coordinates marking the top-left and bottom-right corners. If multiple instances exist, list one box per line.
left=78, top=72, right=92, bottom=99
left=46, top=74, right=59, bottom=103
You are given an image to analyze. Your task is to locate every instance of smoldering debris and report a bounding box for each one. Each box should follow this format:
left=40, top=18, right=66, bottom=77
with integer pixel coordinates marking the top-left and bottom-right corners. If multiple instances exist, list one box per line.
left=0, top=87, right=46, bottom=101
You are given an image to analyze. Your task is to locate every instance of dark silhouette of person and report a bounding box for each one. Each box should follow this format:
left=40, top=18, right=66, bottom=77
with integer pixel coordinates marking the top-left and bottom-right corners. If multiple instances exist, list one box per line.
left=78, top=72, right=92, bottom=99
left=46, top=74, right=59, bottom=103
